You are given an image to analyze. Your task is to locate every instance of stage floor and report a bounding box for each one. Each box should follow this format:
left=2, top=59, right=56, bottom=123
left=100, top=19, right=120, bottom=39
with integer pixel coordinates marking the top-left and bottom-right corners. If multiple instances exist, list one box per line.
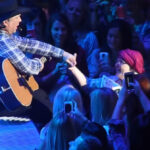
left=0, top=117, right=41, bottom=150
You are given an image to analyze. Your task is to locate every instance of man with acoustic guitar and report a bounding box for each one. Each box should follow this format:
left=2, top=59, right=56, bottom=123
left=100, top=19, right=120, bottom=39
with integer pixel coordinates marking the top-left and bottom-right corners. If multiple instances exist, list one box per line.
left=0, top=0, right=76, bottom=130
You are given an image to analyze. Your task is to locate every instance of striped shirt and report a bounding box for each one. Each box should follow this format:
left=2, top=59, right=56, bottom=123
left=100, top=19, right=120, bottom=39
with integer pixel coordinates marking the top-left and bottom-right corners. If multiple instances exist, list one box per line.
left=0, top=30, right=64, bottom=75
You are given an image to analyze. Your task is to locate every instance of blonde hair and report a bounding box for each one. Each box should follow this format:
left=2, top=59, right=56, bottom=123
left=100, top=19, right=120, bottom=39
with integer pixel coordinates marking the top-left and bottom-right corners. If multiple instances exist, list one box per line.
left=53, top=84, right=84, bottom=117
left=90, top=88, right=118, bottom=125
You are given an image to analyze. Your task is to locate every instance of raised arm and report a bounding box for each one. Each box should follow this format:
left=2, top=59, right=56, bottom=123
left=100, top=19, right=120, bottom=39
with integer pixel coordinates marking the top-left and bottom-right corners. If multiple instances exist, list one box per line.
left=69, top=66, right=87, bottom=87
left=1, top=38, right=43, bottom=75
left=13, top=36, right=76, bottom=66
left=112, top=80, right=128, bottom=120
left=132, top=80, right=150, bottom=112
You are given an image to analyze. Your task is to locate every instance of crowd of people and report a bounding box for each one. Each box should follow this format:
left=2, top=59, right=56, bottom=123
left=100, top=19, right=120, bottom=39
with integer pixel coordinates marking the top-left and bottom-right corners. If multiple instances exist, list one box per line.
left=1, top=0, right=150, bottom=149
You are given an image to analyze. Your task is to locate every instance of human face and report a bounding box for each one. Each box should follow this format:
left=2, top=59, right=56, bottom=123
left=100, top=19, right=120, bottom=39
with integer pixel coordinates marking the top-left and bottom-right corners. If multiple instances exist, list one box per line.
left=115, top=58, right=131, bottom=79
left=107, top=27, right=122, bottom=51
left=69, top=136, right=83, bottom=150
left=51, top=20, right=68, bottom=47
left=66, top=0, right=83, bottom=27
left=4, top=14, right=22, bottom=34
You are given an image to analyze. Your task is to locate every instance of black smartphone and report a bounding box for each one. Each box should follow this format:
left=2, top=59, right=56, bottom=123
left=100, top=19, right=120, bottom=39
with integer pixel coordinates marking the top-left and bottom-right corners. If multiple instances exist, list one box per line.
left=124, top=72, right=134, bottom=90
left=64, top=101, right=73, bottom=113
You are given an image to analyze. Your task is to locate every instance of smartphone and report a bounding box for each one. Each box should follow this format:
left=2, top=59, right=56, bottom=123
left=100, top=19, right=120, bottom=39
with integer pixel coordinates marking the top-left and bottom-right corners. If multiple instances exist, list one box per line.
left=99, top=52, right=109, bottom=63
left=64, top=101, right=75, bottom=113
left=124, top=72, right=134, bottom=90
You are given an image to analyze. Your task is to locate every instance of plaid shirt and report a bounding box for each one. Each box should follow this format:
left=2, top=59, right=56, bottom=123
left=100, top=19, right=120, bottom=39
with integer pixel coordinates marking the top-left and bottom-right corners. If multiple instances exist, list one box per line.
left=0, top=30, right=64, bottom=75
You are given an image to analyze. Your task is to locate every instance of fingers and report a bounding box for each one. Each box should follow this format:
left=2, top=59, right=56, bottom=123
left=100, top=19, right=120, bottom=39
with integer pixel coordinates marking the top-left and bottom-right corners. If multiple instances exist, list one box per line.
left=74, top=53, right=77, bottom=61
left=66, top=54, right=77, bottom=66
left=63, top=51, right=77, bottom=66
left=66, top=59, right=73, bottom=66
left=39, top=59, right=44, bottom=72
left=71, top=53, right=77, bottom=66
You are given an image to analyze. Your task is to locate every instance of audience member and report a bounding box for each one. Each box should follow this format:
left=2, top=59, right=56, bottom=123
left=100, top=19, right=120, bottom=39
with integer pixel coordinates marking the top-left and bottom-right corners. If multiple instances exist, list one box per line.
left=37, top=111, right=87, bottom=150
left=81, top=122, right=111, bottom=150
left=69, top=135, right=103, bottom=150
left=45, top=12, right=88, bottom=76
left=108, top=119, right=128, bottom=150
left=53, top=84, right=84, bottom=117
left=64, top=0, right=100, bottom=62
left=88, top=19, right=133, bottom=77
left=110, top=75, right=150, bottom=150
left=69, top=49, right=145, bottom=91
left=90, top=88, right=118, bottom=126
left=34, top=13, right=88, bottom=104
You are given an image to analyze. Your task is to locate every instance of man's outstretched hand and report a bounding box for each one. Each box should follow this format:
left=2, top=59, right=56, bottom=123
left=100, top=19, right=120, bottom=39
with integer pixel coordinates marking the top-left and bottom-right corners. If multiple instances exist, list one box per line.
left=63, top=52, right=77, bottom=66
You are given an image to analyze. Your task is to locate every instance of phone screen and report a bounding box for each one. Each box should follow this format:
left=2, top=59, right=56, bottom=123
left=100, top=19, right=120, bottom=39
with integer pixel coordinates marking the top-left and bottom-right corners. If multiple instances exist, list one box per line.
left=99, top=52, right=109, bottom=63
left=124, top=72, right=134, bottom=90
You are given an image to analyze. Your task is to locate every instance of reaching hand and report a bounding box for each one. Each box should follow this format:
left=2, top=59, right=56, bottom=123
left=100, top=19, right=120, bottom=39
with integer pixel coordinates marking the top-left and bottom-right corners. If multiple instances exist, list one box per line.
left=63, top=52, right=77, bottom=66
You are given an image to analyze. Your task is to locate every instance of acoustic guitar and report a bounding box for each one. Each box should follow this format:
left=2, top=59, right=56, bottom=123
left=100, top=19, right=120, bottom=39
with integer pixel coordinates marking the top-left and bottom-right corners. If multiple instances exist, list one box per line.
left=0, top=57, right=46, bottom=111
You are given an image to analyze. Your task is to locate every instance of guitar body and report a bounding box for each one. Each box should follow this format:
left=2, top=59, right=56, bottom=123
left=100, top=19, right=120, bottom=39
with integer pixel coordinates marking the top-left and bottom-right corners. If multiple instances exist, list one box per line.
left=0, top=59, right=39, bottom=111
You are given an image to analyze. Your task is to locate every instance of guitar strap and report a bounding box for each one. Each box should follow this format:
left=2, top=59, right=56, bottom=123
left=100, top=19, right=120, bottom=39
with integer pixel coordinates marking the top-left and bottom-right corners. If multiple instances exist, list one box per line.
left=17, top=73, right=34, bottom=94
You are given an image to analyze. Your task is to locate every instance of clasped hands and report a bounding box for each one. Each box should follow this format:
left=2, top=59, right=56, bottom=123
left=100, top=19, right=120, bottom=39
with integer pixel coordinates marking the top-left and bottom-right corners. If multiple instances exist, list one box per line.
left=54, top=53, right=77, bottom=75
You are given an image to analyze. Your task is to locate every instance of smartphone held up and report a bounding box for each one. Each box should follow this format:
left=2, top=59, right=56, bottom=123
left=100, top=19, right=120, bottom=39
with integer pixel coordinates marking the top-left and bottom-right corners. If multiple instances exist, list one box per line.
left=99, top=52, right=109, bottom=63
left=124, top=72, right=134, bottom=92
left=64, top=101, right=77, bottom=113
